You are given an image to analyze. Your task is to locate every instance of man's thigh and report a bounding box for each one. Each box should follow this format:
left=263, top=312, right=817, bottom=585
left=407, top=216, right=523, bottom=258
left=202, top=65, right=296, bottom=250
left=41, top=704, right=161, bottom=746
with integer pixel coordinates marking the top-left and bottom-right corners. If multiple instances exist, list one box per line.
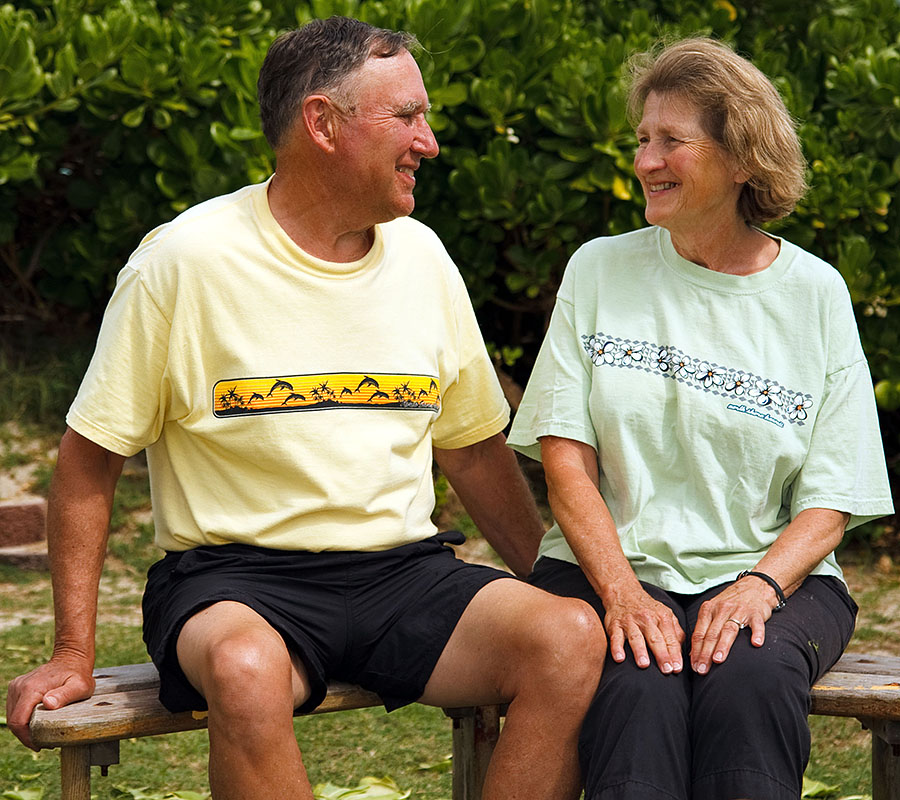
left=417, top=577, right=601, bottom=709
left=142, top=544, right=346, bottom=713
left=142, top=534, right=510, bottom=714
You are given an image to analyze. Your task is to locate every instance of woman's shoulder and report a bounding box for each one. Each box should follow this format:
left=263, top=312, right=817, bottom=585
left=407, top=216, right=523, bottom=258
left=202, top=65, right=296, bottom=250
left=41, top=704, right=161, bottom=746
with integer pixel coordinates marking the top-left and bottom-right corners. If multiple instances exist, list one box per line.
left=564, top=227, right=659, bottom=283
left=573, top=226, right=658, bottom=259
left=778, top=237, right=848, bottom=292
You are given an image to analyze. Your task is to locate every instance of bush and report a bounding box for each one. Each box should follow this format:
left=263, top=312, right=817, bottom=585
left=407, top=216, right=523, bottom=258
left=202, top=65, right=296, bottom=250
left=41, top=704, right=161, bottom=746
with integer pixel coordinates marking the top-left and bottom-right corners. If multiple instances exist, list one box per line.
left=0, top=0, right=898, bottom=505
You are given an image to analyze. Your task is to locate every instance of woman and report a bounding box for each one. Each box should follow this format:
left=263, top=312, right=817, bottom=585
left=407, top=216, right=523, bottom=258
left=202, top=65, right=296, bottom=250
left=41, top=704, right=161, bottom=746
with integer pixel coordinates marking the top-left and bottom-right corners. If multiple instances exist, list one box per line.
left=508, top=37, right=893, bottom=800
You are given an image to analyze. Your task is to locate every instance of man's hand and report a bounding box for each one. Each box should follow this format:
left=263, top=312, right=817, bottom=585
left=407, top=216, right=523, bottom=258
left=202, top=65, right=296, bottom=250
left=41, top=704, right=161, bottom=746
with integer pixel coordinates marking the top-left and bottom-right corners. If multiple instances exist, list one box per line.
left=434, top=433, right=545, bottom=577
left=6, top=653, right=95, bottom=750
left=6, top=427, right=126, bottom=749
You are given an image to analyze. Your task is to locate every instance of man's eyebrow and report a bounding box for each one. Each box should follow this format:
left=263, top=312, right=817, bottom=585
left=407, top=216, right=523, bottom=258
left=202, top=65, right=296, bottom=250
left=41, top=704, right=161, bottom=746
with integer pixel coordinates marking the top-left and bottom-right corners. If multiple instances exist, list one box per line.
left=396, top=99, right=431, bottom=115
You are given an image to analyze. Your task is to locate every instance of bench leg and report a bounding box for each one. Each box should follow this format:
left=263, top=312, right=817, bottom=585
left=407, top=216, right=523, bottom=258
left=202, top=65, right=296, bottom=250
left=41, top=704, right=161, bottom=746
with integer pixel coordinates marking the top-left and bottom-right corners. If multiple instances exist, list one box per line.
left=446, top=705, right=502, bottom=800
left=59, top=745, right=91, bottom=800
left=861, top=718, right=900, bottom=800
left=873, top=732, right=900, bottom=800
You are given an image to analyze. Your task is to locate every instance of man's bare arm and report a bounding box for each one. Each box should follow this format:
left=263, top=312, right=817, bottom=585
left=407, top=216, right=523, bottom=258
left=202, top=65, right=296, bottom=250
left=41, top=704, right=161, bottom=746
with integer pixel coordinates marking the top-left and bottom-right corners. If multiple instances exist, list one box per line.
left=433, top=432, right=545, bottom=577
left=6, top=427, right=125, bottom=749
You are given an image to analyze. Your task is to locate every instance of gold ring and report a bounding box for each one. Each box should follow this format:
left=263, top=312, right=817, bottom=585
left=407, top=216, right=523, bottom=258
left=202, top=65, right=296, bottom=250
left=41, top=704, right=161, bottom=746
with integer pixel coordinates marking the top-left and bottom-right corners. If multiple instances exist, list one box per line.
left=726, top=618, right=746, bottom=630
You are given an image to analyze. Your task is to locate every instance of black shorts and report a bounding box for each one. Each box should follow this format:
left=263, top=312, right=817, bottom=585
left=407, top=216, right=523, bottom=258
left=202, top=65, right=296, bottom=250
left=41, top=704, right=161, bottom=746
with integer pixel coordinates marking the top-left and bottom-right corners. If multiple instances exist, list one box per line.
left=142, top=531, right=510, bottom=714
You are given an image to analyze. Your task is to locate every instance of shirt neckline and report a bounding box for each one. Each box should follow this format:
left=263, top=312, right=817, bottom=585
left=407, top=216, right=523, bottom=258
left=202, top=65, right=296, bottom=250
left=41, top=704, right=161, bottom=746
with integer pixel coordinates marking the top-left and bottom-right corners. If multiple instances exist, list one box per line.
left=252, top=176, right=385, bottom=279
left=656, top=226, right=792, bottom=294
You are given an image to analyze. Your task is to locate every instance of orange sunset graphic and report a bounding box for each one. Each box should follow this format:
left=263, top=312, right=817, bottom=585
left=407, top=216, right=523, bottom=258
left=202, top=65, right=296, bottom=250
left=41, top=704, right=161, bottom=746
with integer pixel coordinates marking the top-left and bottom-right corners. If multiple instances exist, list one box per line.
left=213, top=372, right=441, bottom=418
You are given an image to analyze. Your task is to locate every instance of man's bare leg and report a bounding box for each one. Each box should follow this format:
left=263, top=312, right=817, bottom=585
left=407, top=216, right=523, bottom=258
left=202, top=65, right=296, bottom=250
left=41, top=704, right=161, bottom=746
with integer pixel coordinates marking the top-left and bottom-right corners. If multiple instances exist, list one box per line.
left=419, top=579, right=605, bottom=800
left=177, top=601, right=314, bottom=800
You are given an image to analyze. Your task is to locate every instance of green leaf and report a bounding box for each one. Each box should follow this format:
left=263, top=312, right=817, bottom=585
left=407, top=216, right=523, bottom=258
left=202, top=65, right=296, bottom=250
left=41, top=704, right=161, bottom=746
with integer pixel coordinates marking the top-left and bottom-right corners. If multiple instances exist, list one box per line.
left=229, top=126, right=261, bottom=141
left=417, top=754, right=452, bottom=772
left=1, top=788, right=44, bottom=800
left=121, top=106, right=146, bottom=128
left=448, top=35, right=485, bottom=73
left=429, top=83, right=467, bottom=108
left=152, top=108, right=172, bottom=129
left=801, top=776, right=839, bottom=796
left=312, top=776, right=410, bottom=799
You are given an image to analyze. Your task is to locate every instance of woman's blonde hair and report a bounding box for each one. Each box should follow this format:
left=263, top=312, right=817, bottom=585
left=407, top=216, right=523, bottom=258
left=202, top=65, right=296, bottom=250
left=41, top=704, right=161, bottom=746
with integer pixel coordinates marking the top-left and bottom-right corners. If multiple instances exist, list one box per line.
left=626, top=37, right=807, bottom=224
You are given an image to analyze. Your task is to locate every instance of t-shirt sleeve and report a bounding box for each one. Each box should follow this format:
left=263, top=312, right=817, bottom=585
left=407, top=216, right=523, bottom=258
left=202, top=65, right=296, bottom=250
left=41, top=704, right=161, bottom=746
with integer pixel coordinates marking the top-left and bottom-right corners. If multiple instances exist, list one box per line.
left=66, top=265, right=171, bottom=457
left=507, top=253, right=598, bottom=462
left=789, top=281, right=894, bottom=528
left=431, top=272, right=509, bottom=450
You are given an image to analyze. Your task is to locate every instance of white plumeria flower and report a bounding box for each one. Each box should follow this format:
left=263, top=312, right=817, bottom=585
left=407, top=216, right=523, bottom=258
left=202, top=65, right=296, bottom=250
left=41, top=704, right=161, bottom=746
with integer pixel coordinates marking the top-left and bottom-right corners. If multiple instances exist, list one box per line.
left=615, top=342, right=644, bottom=366
left=749, top=380, right=782, bottom=407
left=788, top=394, right=813, bottom=421
left=696, top=362, right=725, bottom=389
left=588, top=337, right=617, bottom=366
left=650, top=347, right=673, bottom=372
left=671, top=354, right=696, bottom=377
left=725, top=372, right=751, bottom=395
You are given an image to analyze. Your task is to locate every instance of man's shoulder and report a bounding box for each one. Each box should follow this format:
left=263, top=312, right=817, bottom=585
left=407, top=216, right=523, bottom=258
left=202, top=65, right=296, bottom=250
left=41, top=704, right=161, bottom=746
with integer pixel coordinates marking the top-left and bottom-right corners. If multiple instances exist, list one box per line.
left=381, top=215, right=449, bottom=253
left=128, top=181, right=265, bottom=270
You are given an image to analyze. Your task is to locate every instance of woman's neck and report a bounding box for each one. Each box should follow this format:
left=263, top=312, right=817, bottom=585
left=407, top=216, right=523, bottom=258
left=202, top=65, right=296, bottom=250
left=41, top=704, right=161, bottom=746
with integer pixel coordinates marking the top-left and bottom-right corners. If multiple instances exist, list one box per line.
left=669, top=220, right=780, bottom=276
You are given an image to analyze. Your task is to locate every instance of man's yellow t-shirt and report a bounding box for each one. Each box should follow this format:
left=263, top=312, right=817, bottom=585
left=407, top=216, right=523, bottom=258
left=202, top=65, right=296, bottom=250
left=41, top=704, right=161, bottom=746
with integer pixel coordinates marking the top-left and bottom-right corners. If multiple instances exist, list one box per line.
left=68, top=179, right=509, bottom=552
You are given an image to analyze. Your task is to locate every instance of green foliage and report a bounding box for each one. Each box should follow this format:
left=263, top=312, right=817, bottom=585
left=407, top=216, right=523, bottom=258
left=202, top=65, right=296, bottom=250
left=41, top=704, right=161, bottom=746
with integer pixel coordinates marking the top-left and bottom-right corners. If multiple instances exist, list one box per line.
left=0, top=0, right=898, bottom=514
left=2, top=0, right=898, bottom=373
left=313, top=776, right=410, bottom=799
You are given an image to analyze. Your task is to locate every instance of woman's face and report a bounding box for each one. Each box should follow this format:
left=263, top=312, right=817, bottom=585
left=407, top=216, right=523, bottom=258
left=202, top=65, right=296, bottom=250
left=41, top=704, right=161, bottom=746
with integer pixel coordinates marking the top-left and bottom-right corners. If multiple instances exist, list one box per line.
left=634, top=91, right=746, bottom=238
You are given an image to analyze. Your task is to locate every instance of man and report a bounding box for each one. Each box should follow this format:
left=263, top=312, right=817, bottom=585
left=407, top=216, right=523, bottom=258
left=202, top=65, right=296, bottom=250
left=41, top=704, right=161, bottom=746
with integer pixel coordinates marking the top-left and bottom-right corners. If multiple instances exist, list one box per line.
left=6, top=17, right=604, bottom=800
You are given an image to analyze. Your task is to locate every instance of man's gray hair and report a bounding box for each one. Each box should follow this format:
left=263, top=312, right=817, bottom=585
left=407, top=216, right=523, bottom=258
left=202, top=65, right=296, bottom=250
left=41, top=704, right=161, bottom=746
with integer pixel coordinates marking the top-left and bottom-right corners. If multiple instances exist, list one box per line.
left=258, top=16, right=417, bottom=150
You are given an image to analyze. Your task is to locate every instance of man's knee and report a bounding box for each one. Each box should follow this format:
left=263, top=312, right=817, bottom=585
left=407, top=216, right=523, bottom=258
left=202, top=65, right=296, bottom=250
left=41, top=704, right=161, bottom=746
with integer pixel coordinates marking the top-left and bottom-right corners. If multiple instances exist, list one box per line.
left=517, top=595, right=606, bottom=697
left=177, top=603, right=302, bottom=714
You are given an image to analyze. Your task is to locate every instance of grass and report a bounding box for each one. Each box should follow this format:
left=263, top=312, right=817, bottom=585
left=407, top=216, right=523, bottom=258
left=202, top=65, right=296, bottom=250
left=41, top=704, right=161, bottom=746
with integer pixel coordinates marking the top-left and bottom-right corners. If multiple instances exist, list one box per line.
left=0, top=426, right=458, bottom=799
left=2, top=457, right=887, bottom=799
left=0, top=330, right=892, bottom=800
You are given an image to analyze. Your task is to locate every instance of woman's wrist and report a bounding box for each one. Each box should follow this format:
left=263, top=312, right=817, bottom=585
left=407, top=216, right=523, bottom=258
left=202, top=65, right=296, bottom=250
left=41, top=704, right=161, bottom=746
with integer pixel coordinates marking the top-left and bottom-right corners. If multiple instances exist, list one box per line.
left=736, top=569, right=787, bottom=610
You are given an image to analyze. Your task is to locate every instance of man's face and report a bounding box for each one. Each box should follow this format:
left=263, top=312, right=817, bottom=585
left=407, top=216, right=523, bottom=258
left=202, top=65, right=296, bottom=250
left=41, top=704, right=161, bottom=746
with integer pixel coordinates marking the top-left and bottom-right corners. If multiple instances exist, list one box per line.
left=331, top=50, right=440, bottom=226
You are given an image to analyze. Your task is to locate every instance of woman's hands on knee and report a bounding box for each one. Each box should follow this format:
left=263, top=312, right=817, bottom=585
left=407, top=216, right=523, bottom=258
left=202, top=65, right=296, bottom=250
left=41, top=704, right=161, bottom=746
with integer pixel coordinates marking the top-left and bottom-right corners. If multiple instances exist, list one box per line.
left=690, top=581, right=774, bottom=674
left=604, top=586, right=685, bottom=674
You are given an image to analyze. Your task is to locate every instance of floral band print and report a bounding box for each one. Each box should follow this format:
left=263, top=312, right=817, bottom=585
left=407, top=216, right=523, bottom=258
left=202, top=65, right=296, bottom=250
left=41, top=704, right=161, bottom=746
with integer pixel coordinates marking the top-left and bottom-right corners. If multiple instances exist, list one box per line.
left=581, top=333, right=814, bottom=426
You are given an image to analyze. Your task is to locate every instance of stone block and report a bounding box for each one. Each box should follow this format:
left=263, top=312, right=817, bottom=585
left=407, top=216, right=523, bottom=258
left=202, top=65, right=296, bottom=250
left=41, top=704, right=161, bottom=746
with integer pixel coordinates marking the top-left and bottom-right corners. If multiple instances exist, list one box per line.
left=0, top=497, right=47, bottom=546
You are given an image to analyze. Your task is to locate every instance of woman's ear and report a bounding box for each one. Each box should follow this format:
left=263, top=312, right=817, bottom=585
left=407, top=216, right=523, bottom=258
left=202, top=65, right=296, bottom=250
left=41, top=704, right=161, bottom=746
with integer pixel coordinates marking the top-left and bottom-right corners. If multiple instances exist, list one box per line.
left=732, top=161, right=751, bottom=186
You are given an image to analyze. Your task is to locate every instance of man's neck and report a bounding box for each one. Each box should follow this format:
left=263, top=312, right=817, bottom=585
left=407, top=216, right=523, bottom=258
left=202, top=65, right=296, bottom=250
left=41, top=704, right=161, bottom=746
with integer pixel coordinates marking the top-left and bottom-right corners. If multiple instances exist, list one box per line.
left=266, top=171, right=375, bottom=263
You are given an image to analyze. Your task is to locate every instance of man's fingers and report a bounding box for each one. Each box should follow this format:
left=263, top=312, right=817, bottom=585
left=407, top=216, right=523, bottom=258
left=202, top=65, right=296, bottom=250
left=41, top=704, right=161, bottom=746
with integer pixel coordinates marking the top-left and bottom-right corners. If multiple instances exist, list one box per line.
left=43, top=673, right=93, bottom=708
left=5, top=666, right=95, bottom=750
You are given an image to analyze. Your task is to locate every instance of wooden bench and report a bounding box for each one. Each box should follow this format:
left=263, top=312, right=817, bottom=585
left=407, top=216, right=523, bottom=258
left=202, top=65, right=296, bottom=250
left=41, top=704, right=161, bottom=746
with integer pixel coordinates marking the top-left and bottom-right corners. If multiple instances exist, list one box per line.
left=28, top=662, right=502, bottom=800
left=29, top=651, right=900, bottom=800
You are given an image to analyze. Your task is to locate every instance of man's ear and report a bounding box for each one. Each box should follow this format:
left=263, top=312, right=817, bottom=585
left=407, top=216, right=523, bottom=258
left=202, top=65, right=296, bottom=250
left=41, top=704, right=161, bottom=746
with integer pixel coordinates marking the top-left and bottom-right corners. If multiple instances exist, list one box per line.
left=302, top=95, right=338, bottom=153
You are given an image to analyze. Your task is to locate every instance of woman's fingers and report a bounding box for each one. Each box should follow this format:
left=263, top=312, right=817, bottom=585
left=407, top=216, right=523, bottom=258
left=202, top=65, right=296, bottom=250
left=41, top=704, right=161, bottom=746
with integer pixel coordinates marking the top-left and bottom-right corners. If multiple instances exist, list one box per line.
left=690, top=586, right=772, bottom=673
left=606, top=600, right=685, bottom=672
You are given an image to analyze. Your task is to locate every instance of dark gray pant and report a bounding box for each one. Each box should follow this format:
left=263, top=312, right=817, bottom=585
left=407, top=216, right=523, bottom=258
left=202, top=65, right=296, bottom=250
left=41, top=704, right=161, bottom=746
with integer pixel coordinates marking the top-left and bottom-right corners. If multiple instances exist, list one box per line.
left=529, top=557, right=857, bottom=800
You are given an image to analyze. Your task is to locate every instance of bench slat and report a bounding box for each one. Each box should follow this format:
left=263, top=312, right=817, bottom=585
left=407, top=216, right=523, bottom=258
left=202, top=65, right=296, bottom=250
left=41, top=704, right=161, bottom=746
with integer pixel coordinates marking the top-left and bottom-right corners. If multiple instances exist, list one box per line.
left=810, top=668, right=900, bottom=720
left=833, top=652, right=900, bottom=676
left=31, top=677, right=383, bottom=748
left=32, top=651, right=900, bottom=748
left=92, top=663, right=159, bottom=695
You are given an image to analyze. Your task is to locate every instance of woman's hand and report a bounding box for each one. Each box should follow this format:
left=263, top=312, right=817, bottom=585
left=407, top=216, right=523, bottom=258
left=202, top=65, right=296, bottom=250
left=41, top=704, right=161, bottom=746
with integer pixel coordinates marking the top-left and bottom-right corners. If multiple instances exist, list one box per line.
left=605, top=585, right=685, bottom=673
left=689, top=576, right=776, bottom=674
